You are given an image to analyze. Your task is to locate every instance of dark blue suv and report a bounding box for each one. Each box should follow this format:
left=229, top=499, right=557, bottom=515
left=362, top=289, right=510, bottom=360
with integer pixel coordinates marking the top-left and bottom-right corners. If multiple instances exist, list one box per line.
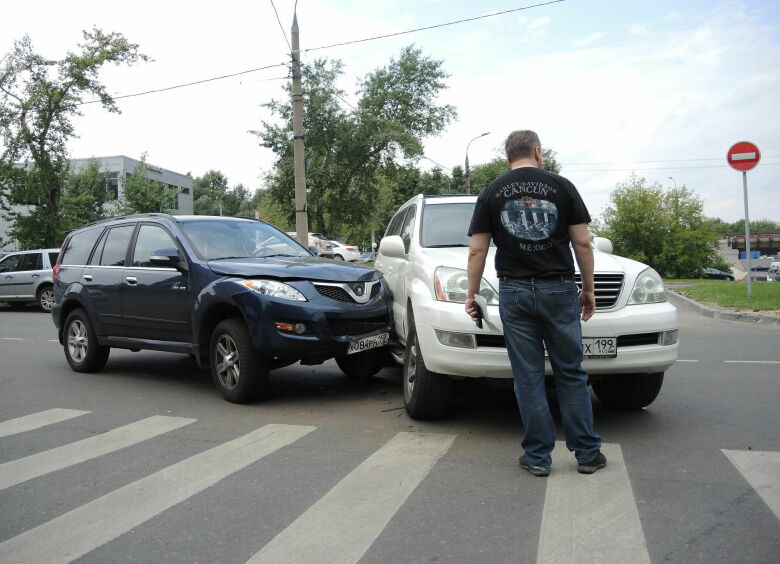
left=52, top=214, right=393, bottom=402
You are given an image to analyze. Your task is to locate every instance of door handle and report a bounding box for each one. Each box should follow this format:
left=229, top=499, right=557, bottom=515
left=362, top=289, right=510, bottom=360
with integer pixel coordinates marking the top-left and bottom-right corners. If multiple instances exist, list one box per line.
left=83, top=274, right=93, bottom=282
left=32, top=274, right=40, bottom=278
left=126, top=276, right=138, bottom=285
left=3, top=275, right=12, bottom=279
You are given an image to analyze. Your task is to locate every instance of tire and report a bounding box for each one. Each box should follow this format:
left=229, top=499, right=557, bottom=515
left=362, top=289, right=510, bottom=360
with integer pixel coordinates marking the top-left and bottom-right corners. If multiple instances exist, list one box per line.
left=210, top=318, right=268, bottom=403
left=336, top=348, right=385, bottom=380
left=37, top=285, right=55, bottom=313
left=63, top=309, right=110, bottom=372
left=403, top=322, right=451, bottom=419
left=334, top=254, right=345, bottom=261
left=591, top=372, right=664, bottom=409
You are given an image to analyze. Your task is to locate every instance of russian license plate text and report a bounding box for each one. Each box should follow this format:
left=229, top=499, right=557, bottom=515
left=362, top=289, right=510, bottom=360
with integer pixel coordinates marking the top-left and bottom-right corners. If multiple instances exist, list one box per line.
left=347, top=333, right=389, bottom=354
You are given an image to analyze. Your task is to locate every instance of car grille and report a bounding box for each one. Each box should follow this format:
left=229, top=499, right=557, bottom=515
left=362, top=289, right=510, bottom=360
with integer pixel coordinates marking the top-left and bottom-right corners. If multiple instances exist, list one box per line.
left=328, top=315, right=388, bottom=337
left=314, top=283, right=381, bottom=303
left=475, top=332, right=661, bottom=349
left=575, top=273, right=624, bottom=309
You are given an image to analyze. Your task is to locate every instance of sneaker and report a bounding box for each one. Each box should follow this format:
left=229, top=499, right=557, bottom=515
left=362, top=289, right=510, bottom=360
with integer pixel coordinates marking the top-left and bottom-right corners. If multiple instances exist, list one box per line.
left=519, top=455, right=550, bottom=477
left=577, top=452, right=607, bottom=474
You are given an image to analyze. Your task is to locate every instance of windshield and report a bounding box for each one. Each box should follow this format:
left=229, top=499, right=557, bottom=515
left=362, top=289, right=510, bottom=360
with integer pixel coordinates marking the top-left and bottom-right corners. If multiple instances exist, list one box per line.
left=421, top=202, right=494, bottom=247
left=180, top=219, right=311, bottom=260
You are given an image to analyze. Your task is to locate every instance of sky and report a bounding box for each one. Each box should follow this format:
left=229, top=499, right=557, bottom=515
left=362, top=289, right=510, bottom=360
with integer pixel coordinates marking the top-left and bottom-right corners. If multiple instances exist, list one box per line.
left=2, top=0, right=779, bottom=223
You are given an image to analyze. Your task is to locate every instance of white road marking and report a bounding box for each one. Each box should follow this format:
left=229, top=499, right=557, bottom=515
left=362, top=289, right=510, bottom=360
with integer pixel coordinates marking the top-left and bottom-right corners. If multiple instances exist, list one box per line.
left=0, top=415, right=195, bottom=489
left=676, top=359, right=699, bottom=363
left=0, top=423, right=315, bottom=564
left=49, top=339, right=59, bottom=342
left=247, top=431, right=456, bottom=564
left=724, top=360, right=780, bottom=364
left=722, top=449, right=780, bottom=521
left=1, top=337, right=23, bottom=340
left=0, top=408, right=90, bottom=439
left=537, top=442, right=650, bottom=564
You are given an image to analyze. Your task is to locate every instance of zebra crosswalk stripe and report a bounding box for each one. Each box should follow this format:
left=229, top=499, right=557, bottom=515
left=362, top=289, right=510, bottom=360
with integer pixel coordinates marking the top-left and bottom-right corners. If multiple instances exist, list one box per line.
left=0, top=415, right=195, bottom=490
left=0, top=408, right=90, bottom=438
left=0, top=423, right=316, bottom=564
left=537, top=442, right=651, bottom=564
left=247, top=431, right=456, bottom=564
left=722, top=449, right=780, bottom=521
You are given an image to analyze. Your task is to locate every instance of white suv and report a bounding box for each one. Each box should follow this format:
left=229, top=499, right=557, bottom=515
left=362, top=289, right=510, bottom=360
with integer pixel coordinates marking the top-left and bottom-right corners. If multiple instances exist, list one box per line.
left=374, top=194, right=679, bottom=419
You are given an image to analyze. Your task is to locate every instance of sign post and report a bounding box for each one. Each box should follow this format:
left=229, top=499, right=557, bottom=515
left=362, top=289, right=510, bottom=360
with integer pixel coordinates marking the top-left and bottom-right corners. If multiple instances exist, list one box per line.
left=727, top=141, right=761, bottom=298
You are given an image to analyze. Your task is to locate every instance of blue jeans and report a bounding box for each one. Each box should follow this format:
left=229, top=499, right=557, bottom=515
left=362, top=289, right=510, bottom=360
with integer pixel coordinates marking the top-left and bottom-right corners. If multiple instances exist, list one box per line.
left=499, top=277, right=601, bottom=469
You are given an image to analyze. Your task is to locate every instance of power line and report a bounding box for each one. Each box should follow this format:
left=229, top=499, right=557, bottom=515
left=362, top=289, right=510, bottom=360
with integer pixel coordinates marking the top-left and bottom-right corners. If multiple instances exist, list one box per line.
left=565, top=163, right=780, bottom=173
left=305, top=0, right=565, bottom=53
left=270, top=0, right=292, bottom=52
left=77, top=63, right=288, bottom=106
left=562, top=155, right=780, bottom=166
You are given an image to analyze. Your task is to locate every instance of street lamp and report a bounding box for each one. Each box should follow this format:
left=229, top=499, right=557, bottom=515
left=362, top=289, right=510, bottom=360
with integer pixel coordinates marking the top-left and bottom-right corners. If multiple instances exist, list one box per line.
left=668, top=176, right=678, bottom=188
left=464, top=132, right=490, bottom=194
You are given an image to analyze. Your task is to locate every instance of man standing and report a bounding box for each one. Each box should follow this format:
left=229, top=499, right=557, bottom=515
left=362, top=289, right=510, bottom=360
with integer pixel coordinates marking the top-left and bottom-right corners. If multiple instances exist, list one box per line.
left=465, top=130, right=605, bottom=477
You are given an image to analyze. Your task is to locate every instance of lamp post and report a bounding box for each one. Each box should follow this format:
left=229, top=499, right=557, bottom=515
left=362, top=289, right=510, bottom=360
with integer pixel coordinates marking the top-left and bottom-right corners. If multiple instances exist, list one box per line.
left=464, top=132, right=490, bottom=194
left=668, top=176, right=677, bottom=189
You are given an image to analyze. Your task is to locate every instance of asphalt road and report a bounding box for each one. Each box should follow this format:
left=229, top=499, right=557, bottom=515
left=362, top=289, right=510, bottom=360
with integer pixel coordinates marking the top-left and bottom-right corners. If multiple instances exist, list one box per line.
left=0, top=304, right=778, bottom=564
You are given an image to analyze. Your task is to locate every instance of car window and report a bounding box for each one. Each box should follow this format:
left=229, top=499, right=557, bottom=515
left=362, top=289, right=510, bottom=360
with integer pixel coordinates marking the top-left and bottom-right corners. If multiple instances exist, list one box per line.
left=180, top=219, right=310, bottom=260
left=98, top=225, right=135, bottom=267
left=421, top=202, right=494, bottom=247
left=0, top=254, right=21, bottom=273
left=399, top=206, right=416, bottom=253
left=132, top=225, right=179, bottom=267
left=385, top=208, right=408, bottom=238
left=61, top=227, right=104, bottom=265
left=17, top=253, right=43, bottom=271
left=48, top=252, right=59, bottom=267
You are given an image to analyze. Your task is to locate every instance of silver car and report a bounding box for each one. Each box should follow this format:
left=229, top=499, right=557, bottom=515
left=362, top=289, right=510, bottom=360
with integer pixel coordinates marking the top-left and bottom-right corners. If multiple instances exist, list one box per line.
left=0, top=248, right=60, bottom=312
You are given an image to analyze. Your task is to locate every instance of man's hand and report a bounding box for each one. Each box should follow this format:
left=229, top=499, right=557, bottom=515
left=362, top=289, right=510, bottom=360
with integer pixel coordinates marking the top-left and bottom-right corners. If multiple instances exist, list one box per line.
left=465, top=296, right=480, bottom=322
left=580, top=290, right=596, bottom=322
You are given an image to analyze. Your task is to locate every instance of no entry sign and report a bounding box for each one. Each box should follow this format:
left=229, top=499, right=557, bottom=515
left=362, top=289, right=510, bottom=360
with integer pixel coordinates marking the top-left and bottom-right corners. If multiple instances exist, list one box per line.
left=727, top=141, right=761, bottom=171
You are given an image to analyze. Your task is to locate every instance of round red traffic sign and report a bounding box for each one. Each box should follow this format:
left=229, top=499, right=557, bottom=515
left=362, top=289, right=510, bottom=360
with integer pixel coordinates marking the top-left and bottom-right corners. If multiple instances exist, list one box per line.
left=727, top=141, right=761, bottom=171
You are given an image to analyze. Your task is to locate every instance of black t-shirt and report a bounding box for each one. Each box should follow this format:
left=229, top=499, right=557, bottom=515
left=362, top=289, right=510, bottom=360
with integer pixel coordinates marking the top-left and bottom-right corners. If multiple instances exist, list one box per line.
left=468, top=167, right=590, bottom=278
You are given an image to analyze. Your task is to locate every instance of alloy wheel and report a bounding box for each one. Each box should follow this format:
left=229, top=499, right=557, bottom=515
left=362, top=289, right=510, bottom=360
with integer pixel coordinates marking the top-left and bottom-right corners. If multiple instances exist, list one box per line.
left=215, top=334, right=240, bottom=390
left=40, top=289, right=55, bottom=312
left=67, top=320, right=88, bottom=362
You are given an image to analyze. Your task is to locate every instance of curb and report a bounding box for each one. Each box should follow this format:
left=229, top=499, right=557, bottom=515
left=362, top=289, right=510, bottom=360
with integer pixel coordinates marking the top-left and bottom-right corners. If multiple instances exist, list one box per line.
left=667, top=290, right=780, bottom=328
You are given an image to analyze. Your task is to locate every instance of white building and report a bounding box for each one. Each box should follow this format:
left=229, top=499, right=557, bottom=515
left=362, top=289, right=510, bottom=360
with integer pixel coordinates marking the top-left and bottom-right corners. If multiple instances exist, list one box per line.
left=1, top=155, right=193, bottom=251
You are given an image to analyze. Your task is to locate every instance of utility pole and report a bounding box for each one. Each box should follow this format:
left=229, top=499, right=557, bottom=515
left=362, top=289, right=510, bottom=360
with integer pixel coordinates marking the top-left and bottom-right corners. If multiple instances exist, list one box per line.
left=291, top=12, right=308, bottom=246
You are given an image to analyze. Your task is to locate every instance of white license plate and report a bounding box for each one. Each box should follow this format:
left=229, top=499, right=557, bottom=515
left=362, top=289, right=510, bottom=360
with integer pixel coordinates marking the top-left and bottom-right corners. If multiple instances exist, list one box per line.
left=347, top=333, right=389, bottom=354
left=582, top=337, right=617, bottom=358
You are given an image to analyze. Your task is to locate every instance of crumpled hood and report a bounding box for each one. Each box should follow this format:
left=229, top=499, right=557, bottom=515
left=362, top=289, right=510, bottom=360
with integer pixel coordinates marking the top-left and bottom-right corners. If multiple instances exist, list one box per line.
left=207, top=256, right=379, bottom=282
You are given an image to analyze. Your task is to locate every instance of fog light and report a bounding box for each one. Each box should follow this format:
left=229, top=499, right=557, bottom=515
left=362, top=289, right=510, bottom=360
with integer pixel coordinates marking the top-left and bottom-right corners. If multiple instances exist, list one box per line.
left=661, top=330, right=678, bottom=346
left=293, top=323, right=307, bottom=335
left=434, top=329, right=476, bottom=349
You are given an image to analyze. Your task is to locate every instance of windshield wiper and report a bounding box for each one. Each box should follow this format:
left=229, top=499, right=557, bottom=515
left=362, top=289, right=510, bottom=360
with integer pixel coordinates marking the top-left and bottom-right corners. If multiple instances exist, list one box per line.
left=211, top=256, right=248, bottom=260
left=425, top=244, right=469, bottom=248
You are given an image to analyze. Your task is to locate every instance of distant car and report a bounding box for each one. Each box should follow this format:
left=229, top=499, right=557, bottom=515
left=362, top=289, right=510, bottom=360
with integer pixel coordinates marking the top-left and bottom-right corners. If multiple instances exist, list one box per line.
left=358, top=251, right=376, bottom=263
left=0, top=248, right=60, bottom=312
left=702, top=268, right=735, bottom=281
left=767, top=268, right=778, bottom=282
left=286, top=232, right=334, bottom=258
left=331, top=241, right=361, bottom=262
left=750, top=265, right=770, bottom=272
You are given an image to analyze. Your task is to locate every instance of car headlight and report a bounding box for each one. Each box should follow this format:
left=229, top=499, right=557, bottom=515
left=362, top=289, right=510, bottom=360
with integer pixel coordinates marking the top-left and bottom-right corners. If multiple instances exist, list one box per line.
left=241, top=280, right=307, bottom=301
left=433, top=267, right=498, bottom=304
left=628, top=268, right=666, bottom=305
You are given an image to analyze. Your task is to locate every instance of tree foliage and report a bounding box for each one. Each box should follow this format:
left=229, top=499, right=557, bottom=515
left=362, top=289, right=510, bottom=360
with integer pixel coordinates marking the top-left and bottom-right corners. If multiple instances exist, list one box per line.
left=256, top=46, right=456, bottom=246
left=60, top=159, right=113, bottom=230
left=0, top=28, right=148, bottom=247
left=600, top=174, right=721, bottom=277
left=192, top=170, right=254, bottom=216
left=119, top=156, right=178, bottom=214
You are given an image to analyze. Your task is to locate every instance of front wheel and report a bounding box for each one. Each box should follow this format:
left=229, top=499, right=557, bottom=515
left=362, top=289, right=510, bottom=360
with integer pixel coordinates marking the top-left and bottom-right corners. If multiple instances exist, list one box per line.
left=63, top=309, right=110, bottom=372
left=403, top=322, right=451, bottom=419
left=334, top=254, right=345, bottom=261
left=591, top=372, right=664, bottom=409
left=210, top=319, right=268, bottom=403
left=336, top=348, right=385, bottom=380
left=37, top=285, right=55, bottom=313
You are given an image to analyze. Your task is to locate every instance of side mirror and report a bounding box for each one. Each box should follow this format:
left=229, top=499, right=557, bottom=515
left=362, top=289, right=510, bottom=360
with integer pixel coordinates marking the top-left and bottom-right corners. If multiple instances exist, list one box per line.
left=379, top=235, right=405, bottom=258
left=593, top=237, right=613, bottom=254
left=149, top=247, right=187, bottom=270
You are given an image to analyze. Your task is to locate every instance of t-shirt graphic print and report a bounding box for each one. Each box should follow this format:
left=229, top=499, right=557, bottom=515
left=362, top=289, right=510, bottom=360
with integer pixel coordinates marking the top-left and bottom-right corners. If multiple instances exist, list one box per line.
left=500, top=195, right=558, bottom=242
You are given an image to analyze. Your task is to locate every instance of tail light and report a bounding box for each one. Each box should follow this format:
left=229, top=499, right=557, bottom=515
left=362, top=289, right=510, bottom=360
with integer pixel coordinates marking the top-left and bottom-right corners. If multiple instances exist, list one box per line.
left=52, top=264, right=60, bottom=282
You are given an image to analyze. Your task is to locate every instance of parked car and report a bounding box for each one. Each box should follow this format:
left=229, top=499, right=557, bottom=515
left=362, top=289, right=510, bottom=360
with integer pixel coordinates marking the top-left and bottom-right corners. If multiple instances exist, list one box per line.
left=374, top=194, right=679, bottom=419
left=331, top=241, right=361, bottom=262
left=358, top=251, right=376, bottom=263
left=53, top=214, right=392, bottom=403
left=286, top=232, right=334, bottom=258
left=767, top=267, right=778, bottom=282
left=0, top=248, right=60, bottom=312
left=702, top=268, right=735, bottom=281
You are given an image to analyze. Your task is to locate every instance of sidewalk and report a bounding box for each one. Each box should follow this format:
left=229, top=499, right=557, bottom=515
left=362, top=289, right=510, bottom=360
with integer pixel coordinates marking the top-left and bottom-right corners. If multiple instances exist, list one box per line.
left=666, top=289, right=780, bottom=328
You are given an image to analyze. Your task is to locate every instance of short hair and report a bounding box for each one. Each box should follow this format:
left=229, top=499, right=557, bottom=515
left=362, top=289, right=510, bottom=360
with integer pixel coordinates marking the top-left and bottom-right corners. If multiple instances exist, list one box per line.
left=505, top=130, right=541, bottom=163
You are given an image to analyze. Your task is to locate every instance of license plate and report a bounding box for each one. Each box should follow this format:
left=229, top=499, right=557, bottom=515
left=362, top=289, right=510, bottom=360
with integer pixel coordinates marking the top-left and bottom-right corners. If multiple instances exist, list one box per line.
left=347, top=332, right=389, bottom=354
left=582, top=337, right=617, bottom=358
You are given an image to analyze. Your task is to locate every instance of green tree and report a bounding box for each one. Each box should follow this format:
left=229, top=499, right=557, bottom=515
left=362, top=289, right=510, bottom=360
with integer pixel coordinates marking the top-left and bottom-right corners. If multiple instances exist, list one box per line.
left=119, top=157, right=177, bottom=214
left=0, top=28, right=148, bottom=247
left=193, top=170, right=229, bottom=215
left=59, top=159, right=113, bottom=230
left=465, top=149, right=562, bottom=195
left=600, top=175, right=721, bottom=277
left=256, top=46, right=456, bottom=247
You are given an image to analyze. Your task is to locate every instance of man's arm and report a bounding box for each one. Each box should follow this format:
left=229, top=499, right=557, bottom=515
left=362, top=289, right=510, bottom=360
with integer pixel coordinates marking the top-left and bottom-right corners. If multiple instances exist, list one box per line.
left=569, top=223, right=596, bottom=322
left=465, top=232, right=491, bottom=320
